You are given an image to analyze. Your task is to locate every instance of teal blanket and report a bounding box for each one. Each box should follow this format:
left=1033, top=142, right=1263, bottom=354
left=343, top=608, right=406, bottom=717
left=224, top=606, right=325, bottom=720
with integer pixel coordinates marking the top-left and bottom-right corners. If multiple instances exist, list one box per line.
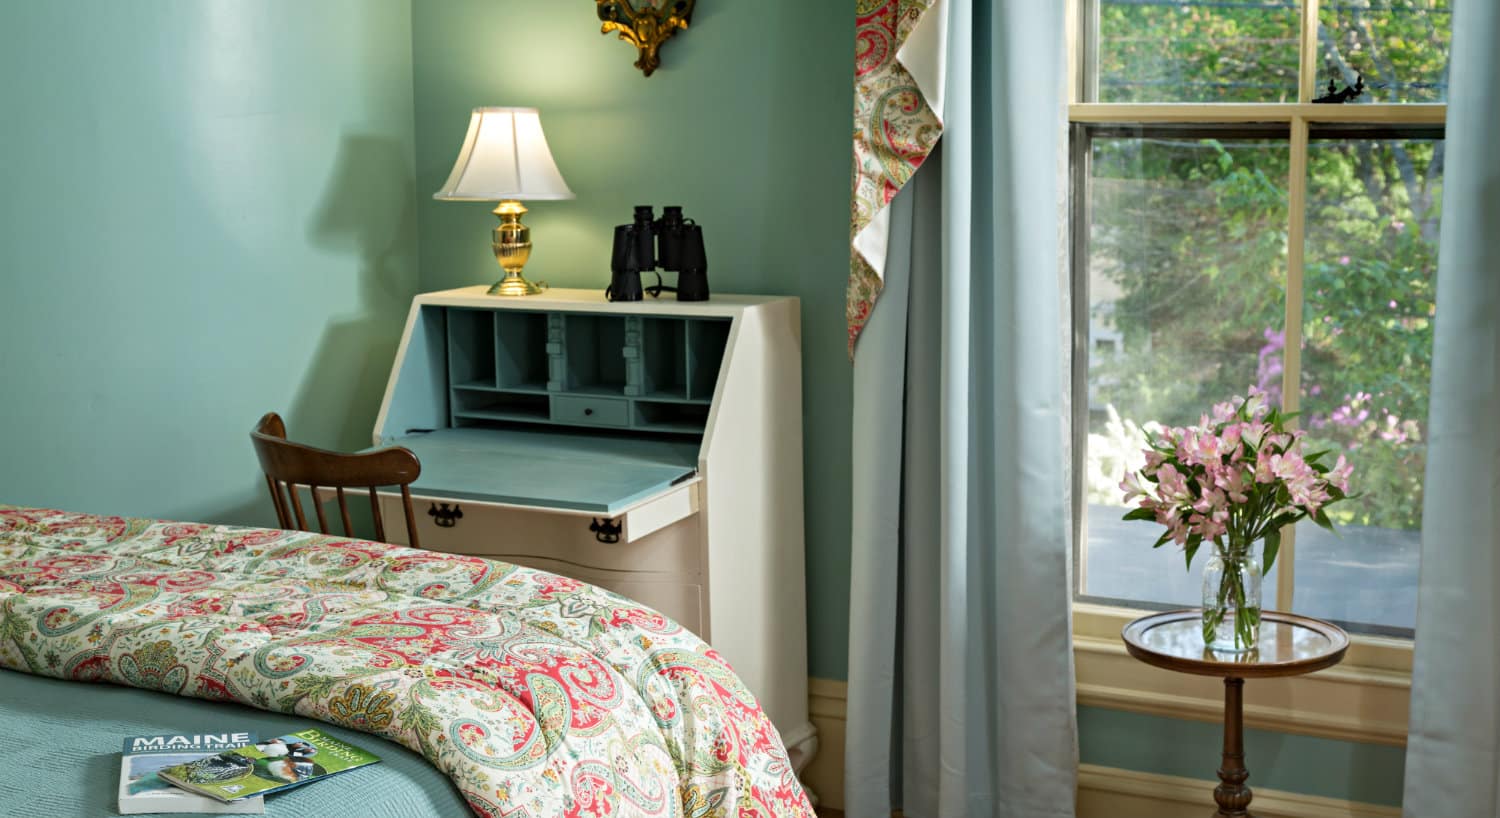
left=0, top=669, right=470, bottom=817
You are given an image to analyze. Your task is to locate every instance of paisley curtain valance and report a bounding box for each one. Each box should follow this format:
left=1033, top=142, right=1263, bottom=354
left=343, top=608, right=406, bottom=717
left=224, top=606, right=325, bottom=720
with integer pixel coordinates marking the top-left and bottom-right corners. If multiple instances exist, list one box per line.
left=847, top=0, right=947, bottom=356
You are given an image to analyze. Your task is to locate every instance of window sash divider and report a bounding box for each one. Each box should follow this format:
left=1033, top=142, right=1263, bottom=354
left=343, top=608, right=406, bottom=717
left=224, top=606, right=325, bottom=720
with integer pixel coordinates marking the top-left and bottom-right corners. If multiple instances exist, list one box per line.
left=1069, top=103, right=1446, bottom=125
left=1277, top=114, right=1311, bottom=613
left=1299, top=0, right=1321, bottom=104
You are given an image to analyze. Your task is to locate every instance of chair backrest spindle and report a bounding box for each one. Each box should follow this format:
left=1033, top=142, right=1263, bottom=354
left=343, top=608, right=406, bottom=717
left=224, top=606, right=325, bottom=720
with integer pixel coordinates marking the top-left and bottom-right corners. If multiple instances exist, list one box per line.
left=265, top=475, right=291, bottom=528
left=368, top=486, right=386, bottom=543
left=335, top=487, right=354, bottom=537
left=287, top=484, right=308, bottom=530
left=309, top=484, right=330, bottom=533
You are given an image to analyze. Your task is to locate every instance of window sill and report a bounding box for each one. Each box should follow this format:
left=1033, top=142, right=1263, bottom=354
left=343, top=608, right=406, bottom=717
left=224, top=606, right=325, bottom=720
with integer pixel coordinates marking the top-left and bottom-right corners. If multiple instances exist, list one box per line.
left=1073, top=603, right=1411, bottom=746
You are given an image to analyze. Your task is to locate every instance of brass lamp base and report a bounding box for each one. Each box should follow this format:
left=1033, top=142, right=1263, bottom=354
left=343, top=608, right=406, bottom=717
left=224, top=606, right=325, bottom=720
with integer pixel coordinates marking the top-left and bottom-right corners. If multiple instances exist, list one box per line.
left=488, top=272, right=545, bottom=296
left=488, top=199, right=546, bottom=296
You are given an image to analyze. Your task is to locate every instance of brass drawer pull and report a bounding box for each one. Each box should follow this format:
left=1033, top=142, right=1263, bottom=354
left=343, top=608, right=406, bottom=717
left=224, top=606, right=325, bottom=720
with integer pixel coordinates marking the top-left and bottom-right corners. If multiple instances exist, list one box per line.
left=589, top=517, right=622, bottom=543
left=429, top=502, right=464, bottom=528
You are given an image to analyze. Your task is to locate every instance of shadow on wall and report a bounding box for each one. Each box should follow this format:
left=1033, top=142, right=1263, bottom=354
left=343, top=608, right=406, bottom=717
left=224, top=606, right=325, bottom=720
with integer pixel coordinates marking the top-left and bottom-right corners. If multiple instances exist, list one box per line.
left=203, top=133, right=418, bottom=531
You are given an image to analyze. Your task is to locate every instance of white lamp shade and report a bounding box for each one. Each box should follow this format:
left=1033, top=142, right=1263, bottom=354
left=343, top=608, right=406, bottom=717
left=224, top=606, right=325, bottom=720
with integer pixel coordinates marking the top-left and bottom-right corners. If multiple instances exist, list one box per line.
left=433, top=107, right=574, bottom=202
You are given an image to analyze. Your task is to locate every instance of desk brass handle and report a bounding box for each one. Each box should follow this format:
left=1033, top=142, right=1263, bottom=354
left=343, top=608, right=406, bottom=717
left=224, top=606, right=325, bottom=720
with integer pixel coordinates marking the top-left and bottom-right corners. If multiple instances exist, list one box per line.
left=429, top=502, right=463, bottom=528
left=590, top=517, right=622, bottom=543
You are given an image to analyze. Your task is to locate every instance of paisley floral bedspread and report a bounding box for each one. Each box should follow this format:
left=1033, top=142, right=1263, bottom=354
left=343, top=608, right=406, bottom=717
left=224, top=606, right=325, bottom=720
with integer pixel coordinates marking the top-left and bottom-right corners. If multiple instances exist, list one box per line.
left=0, top=507, right=813, bottom=818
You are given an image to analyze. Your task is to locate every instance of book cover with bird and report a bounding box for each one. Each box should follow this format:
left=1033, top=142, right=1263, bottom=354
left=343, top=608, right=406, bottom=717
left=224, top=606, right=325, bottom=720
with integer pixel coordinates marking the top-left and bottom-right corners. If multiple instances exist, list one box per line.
left=158, top=728, right=381, bottom=803
left=119, top=731, right=265, bottom=814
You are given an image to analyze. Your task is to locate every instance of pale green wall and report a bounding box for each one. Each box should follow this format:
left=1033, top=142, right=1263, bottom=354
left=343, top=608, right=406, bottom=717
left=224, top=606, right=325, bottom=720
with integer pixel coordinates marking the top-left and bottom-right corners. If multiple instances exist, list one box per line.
left=0, top=3, right=1403, bottom=807
left=409, top=0, right=857, bottom=680
left=0, top=1, right=419, bottom=525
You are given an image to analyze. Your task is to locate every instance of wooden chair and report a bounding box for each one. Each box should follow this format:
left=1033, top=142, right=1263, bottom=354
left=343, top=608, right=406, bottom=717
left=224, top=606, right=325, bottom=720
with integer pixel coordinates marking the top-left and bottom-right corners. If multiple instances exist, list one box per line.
left=250, top=412, right=423, bottom=547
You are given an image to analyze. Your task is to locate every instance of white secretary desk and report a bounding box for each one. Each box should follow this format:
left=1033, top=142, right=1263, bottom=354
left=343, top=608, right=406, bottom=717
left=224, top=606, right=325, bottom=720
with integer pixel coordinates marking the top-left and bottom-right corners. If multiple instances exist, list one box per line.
left=370, top=286, right=816, bottom=773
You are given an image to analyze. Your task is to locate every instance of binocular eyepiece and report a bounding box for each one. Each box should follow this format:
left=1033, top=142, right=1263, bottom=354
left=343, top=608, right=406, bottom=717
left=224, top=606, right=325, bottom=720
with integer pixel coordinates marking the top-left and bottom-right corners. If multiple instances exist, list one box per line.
left=607, top=205, right=708, bottom=302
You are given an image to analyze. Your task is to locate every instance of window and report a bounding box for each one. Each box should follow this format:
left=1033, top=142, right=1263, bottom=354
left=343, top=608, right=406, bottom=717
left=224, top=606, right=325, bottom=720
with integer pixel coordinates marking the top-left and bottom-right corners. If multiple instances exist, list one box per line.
left=1071, top=0, right=1449, bottom=638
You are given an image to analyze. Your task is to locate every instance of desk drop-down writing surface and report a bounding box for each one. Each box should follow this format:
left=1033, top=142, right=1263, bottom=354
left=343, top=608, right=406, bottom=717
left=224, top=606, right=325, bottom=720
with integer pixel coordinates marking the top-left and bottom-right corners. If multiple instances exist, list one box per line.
left=386, top=427, right=698, bottom=514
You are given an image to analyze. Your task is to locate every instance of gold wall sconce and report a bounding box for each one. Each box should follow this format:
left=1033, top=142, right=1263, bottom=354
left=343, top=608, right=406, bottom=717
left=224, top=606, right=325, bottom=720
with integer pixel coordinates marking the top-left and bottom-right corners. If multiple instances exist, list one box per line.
left=596, top=0, right=696, bottom=77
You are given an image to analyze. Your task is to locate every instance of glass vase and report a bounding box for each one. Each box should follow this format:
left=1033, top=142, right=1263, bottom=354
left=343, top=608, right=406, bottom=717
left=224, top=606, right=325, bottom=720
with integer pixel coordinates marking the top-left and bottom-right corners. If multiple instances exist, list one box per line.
left=1201, top=549, right=1262, bottom=652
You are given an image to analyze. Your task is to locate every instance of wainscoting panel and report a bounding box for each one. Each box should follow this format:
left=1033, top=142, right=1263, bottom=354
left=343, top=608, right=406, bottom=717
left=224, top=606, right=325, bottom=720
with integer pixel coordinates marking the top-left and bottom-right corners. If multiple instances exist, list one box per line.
left=802, top=678, right=1400, bottom=816
left=1077, top=764, right=1401, bottom=818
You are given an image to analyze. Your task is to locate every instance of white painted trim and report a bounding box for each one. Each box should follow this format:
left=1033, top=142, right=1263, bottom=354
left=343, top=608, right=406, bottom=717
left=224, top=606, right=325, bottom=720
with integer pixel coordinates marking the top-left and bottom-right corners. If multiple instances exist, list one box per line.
left=1077, top=764, right=1401, bottom=818
left=413, top=285, right=790, bottom=316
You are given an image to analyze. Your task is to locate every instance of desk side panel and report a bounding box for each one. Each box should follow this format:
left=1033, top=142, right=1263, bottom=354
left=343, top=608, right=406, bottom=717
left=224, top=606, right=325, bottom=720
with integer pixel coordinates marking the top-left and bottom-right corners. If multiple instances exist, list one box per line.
left=702, top=299, right=810, bottom=743
left=375, top=304, right=448, bottom=445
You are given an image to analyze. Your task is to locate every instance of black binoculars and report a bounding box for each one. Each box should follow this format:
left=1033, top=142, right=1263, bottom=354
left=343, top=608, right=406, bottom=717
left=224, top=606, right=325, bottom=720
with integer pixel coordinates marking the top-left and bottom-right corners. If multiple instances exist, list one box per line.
left=607, top=205, right=709, bottom=302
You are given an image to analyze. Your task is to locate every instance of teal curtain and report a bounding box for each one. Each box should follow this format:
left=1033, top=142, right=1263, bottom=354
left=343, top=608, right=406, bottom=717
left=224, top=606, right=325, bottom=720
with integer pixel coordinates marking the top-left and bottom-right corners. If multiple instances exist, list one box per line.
left=843, top=2, right=1077, bottom=815
left=1402, top=1, right=1500, bottom=815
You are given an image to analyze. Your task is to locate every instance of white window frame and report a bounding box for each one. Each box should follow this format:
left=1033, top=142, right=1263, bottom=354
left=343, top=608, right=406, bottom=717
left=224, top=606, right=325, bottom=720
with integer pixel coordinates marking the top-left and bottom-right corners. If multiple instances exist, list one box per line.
left=1066, top=0, right=1443, bottom=747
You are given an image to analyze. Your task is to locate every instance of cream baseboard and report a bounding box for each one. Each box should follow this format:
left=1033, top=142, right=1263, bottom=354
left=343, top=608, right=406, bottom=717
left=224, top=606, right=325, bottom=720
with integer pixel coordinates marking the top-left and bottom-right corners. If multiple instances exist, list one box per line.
left=800, top=678, right=1400, bottom=817
left=1077, top=764, right=1401, bottom=818
left=804, top=677, right=849, bottom=810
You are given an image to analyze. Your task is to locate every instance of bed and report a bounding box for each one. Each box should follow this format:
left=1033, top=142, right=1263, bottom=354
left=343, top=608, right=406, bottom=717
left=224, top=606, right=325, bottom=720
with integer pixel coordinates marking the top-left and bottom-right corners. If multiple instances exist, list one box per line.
left=0, top=507, right=814, bottom=817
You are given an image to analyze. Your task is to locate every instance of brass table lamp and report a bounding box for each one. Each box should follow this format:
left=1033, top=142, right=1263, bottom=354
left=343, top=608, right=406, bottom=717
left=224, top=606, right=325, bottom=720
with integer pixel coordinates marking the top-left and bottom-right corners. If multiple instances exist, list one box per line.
left=433, top=107, right=575, bottom=296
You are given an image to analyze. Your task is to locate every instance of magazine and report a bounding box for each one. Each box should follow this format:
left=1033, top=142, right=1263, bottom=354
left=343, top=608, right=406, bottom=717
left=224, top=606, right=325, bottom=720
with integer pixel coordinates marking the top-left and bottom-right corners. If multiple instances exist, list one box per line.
left=119, top=731, right=266, bottom=814
left=158, top=728, right=381, bottom=802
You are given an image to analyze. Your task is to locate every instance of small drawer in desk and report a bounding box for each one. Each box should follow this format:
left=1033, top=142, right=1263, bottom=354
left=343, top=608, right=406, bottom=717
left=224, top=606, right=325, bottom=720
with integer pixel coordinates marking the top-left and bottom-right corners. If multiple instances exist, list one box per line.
left=551, top=395, right=629, bottom=427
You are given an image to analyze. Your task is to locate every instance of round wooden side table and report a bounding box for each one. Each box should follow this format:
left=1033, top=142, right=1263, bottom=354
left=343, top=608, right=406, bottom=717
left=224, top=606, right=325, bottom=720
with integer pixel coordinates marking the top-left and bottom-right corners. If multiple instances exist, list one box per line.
left=1121, top=609, right=1349, bottom=817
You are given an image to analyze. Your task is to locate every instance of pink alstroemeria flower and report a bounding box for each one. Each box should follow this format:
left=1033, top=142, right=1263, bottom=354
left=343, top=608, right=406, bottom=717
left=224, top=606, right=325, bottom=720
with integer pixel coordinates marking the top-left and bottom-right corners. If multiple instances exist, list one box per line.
left=1243, top=387, right=1270, bottom=419
left=1328, top=454, right=1353, bottom=493
left=1192, top=487, right=1227, bottom=516
left=1214, top=465, right=1252, bottom=504
left=1254, top=449, right=1273, bottom=484
left=1184, top=430, right=1224, bottom=466
left=1239, top=421, right=1268, bottom=450
left=1155, top=463, right=1193, bottom=504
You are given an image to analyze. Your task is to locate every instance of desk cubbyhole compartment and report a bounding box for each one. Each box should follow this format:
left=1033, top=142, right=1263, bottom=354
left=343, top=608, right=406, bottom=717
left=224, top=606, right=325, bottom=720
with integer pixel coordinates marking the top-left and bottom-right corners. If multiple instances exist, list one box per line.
left=633, top=400, right=710, bottom=434
left=447, top=309, right=498, bottom=389
left=685, top=319, right=731, bottom=401
left=495, top=312, right=549, bottom=393
left=640, top=318, right=689, bottom=400
left=451, top=389, right=550, bottom=427
left=563, top=315, right=628, bottom=395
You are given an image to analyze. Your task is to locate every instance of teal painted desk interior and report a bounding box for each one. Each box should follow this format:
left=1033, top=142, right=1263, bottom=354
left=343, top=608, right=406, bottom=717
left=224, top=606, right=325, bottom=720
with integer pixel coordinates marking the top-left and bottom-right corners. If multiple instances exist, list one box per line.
left=388, top=427, right=697, bottom=514
left=378, top=303, right=726, bottom=514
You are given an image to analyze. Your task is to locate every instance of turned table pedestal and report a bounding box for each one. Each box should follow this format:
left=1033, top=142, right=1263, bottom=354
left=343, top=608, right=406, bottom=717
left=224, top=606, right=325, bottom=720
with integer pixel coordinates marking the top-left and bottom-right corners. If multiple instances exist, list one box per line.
left=1121, top=610, right=1349, bottom=817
